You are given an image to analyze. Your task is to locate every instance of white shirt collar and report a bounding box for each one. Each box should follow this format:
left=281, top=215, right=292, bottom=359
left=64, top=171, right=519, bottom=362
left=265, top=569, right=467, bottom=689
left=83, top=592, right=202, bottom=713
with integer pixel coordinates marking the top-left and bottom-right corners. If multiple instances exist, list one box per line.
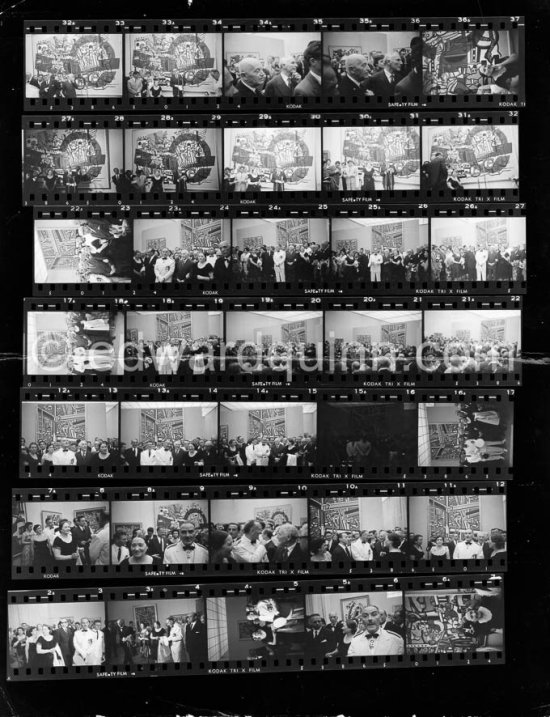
left=309, top=71, right=321, bottom=83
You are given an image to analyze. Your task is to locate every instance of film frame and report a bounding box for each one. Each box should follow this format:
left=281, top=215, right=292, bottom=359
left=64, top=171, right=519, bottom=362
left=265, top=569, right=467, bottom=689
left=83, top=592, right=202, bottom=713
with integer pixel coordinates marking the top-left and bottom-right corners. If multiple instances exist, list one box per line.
left=6, top=574, right=504, bottom=681
left=19, top=386, right=515, bottom=480
left=11, top=481, right=507, bottom=580
left=22, top=112, right=521, bottom=206
left=31, top=204, right=527, bottom=298
left=21, top=295, right=523, bottom=388
left=23, top=18, right=526, bottom=112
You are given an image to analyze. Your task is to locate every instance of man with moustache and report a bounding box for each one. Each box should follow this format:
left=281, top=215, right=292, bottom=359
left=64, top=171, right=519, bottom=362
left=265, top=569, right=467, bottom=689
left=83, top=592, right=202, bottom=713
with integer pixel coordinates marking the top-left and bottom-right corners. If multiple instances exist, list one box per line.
left=347, top=605, right=404, bottom=656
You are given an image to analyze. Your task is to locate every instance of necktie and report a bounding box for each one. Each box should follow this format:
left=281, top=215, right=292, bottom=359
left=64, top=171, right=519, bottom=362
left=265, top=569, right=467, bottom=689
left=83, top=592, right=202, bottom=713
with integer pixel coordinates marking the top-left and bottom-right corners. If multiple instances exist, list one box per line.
left=389, top=73, right=395, bottom=85
left=117, top=547, right=121, bottom=562
left=281, top=548, right=289, bottom=561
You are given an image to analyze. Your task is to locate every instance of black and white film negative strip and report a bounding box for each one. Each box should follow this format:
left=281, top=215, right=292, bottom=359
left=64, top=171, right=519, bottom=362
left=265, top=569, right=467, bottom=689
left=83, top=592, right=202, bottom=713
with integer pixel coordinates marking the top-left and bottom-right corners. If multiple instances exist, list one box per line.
left=31, top=204, right=526, bottom=298
left=21, top=295, right=523, bottom=388
left=22, top=112, right=521, bottom=206
left=6, top=574, right=504, bottom=681
left=19, top=387, right=515, bottom=480
left=23, top=18, right=525, bottom=112
left=11, top=481, right=507, bottom=581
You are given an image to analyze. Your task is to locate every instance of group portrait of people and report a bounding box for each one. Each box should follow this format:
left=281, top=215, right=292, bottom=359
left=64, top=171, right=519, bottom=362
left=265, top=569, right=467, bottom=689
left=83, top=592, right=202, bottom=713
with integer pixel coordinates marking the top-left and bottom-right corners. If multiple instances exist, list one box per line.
left=224, top=35, right=322, bottom=99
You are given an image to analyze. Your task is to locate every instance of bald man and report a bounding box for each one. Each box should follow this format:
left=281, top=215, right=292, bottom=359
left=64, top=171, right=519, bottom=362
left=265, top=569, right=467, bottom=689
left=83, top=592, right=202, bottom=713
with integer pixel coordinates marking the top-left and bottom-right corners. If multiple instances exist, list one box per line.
left=264, top=56, right=300, bottom=98
left=338, top=54, right=372, bottom=98
left=365, top=52, right=404, bottom=98
left=233, top=57, right=266, bottom=98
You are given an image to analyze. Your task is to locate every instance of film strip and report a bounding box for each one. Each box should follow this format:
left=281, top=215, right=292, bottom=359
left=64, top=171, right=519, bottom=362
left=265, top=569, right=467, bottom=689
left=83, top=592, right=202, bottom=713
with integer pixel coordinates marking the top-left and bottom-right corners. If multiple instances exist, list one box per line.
left=23, top=18, right=525, bottom=112
left=7, top=574, right=504, bottom=681
left=12, top=481, right=507, bottom=580
left=31, top=204, right=527, bottom=298
left=19, top=387, right=515, bottom=480
left=22, top=112, right=520, bottom=206
left=22, top=296, right=523, bottom=388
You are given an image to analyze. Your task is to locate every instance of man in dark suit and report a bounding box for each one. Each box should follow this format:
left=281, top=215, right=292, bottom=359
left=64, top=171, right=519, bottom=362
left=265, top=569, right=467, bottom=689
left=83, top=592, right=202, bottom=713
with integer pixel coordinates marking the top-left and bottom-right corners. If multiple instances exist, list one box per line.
left=185, top=613, right=207, bottom=663
left=325, top=613, right=344, bottom=645
left=331, top=531, right=354, bottom=564
left=294, top=41, right=322, bottom=98
left=114, top=619, right=134, bottom=664
left=445, top=531, right=458, bottom=559
left=124, top=440, right=141, bottom=467
left=170, top=70, right=185, bottom=97
left=147, top=527, right=168, bottom=562
left=264, top=57, right=300, bottom=99
left=75, top=439, right=91, bottom=466
left=338, top=54, right=371, bottom=98
left=272, top=524, right=308, bottom=565
left=213, top=249, right=232, bottom=283
left=325, top=531, right=339, bottom=554
left=171, top=440, right=187, bottom=467
left=71, top=515, right=92, bottom=565
left=232, top=57, right=266, bottom=98
left=55, top=619, right=74, bottom=666
left=305, top=614, right=337, bottom=660
left=365, top=53, right=404, bottom=98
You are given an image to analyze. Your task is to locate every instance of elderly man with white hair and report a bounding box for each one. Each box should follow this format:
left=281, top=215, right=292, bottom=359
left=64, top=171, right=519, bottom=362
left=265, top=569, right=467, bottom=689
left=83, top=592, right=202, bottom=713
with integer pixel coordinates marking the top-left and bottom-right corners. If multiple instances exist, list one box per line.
left=233, top=57, right=266, bottom=98
left=338, top=53, right=373, bottom=98
left=365, top=52, right=404, bottom=97
left=272, top=523, right=308, bottom=564
left=264, top=55, right=301, bottom=98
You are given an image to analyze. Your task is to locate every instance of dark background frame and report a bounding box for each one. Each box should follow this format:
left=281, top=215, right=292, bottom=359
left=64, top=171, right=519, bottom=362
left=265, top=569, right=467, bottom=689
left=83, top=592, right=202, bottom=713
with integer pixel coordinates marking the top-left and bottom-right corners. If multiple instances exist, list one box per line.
left=1, top=0, right=549, bottom=715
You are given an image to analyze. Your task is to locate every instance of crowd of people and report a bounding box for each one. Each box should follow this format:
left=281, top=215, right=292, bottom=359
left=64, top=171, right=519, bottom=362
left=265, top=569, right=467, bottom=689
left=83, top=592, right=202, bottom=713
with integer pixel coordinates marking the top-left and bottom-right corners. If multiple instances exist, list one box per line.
left=124, top=337, right=221, bottom=376
left=132, top=245, right=232, bottom=285
left=13, top=509, right=110, bottom=568
left=127, top=69, right=221, bottom=98
left=309, top=527, right=410, bottom=564
left=26, top=72, right=81, bottom=99
left=225, top=340, right=318, bottom=376
left=103, top=614, right=207, bottom=665
left=420, top=336, right=520, bottom=374
left=112, top=166, right=201, bottom=195
left=208, top=517, right=308, bottom=565
left=225, top=41, right=322, bottom=99
left=405, top=528, right=507, bottom=562
left=231, top=243, right=331, bottom=283
left=123, top=437, right=218, bottom=468
left=9, top=617, right=105, bottom=668
left=219, top=434, right=317, bottom=467
left=67, top=219, right=132, bottom=283
left=329, top=40, right=422, bottom=99
left=9, top=612, right=207, bottom=668
left=331, top=246, right=429, bottom=283
left=21, top=437, right=122, bottom=474
left=305, top=604, right=405, bottom=659
left=431, top=244, right=526, bottom=282
left=324, top=340, right=418, bottom=375
left=323, top=158, right=406, bottom=193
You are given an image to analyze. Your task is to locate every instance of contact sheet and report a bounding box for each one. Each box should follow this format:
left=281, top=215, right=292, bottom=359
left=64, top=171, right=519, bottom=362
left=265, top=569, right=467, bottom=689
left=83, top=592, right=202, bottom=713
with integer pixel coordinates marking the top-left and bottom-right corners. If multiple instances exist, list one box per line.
left=22, top=112, right=520, bottom=206
left=7, top=574, right=504, bottom=681
left=19, top=387, right=515, bottom=479
left=23, top=17, right=525, bottom=112
left=31, top=205, right=526, bottom=297
left=21, top=296, right=523, bottom=387
left=12, top=482, right=507, bottom=580
left=10, top=10, right=530, bottom=690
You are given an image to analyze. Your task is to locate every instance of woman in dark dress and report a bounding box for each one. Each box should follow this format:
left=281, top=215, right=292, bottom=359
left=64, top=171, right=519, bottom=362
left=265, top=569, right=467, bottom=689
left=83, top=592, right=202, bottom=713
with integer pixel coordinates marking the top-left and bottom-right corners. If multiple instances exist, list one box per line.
left=52, top=519, right=80, bottom=567
left=26, top=627, right=39, bottom=669
left=149, top=169, right=164, bottom=193
left=150, top=621, right=165, bottom=662
left=193, top=252, right=214, bottom=283
left=407, top=534, right=426, bottom=561
left=35, top=625, right=59, bottom=668
left=361, top=163, right=376, bottom=191
left=342, top=252, right=358, bottom=282
left=32, top=525, right=52, bottom=568
left=390, top=251, right=406, bottom=283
